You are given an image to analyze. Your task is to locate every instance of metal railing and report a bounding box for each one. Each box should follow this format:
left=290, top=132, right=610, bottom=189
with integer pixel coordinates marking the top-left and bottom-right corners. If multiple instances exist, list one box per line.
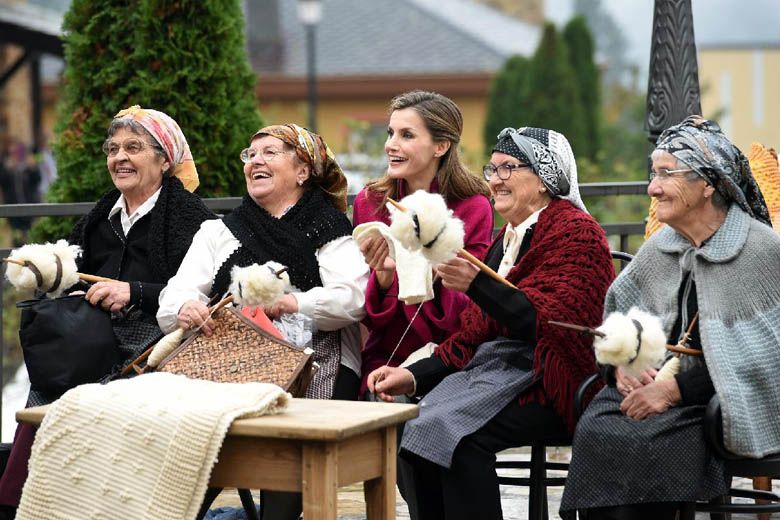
left=0, top=181, right=649, bottom=435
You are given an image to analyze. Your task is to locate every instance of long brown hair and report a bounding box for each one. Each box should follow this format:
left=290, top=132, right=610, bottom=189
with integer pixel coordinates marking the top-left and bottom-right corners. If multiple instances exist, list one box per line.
left=364, top=90, right=489, bottom=206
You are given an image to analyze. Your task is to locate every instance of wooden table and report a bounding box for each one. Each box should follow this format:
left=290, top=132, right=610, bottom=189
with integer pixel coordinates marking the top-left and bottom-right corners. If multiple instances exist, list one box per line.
left=17, top=398, right=418, bottom=520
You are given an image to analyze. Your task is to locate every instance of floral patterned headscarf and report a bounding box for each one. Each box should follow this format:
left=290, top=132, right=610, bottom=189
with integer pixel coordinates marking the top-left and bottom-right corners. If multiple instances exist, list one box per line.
left=113, top=105, right=199, bottom=192
left=493, top=126, right=587, bottom=212
left=252, top=123, right=348, bottom=212
left=656, top=115, right=770, bottom=225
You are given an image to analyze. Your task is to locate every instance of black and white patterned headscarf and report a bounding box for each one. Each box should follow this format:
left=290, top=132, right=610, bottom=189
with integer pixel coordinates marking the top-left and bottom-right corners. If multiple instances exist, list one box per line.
left=493, top=127, right=587, bottom=212
left=656, top=115, right=770, bottom=225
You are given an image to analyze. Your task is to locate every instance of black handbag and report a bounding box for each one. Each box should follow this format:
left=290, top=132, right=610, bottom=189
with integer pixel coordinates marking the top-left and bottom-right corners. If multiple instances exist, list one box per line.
left=17, top=294, right=120, bottom=394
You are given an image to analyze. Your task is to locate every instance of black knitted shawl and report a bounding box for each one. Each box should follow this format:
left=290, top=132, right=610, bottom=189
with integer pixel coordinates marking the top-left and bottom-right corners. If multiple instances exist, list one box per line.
left=212, top=188, right=353, bottom=296
left=68, top=175, right=217, bottom=282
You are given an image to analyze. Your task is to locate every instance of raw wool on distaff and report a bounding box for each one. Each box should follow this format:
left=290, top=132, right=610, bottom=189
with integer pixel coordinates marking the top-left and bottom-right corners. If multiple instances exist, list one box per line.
left=593, top=307, right=667, bottom=377
left=17, top=373, right=289, bottom=520
left=352, top=221, right=434, bottom=304
left=229, top=261, right=290, bottom=307
left=5, top=240, right=82, bottom=297
left=388, top=191, right=465, bottom=264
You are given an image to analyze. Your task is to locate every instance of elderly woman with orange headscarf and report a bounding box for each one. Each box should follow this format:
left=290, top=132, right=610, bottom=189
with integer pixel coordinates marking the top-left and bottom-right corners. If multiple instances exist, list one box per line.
left=158, top=124, right=369, bottom=400
left=0, top=106, right=215, bottom=519
left=158, top=123, right=369, bottom=519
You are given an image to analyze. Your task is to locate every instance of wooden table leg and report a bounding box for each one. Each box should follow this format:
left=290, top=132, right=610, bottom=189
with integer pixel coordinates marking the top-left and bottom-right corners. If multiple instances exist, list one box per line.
left=364, top=426, right=397, bottom=520
left=303, top=442, right=338, bottom=520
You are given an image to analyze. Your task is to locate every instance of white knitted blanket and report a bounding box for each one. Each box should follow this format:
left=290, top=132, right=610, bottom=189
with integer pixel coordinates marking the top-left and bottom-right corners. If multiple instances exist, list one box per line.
left=17, top=373, right=289, bottom=520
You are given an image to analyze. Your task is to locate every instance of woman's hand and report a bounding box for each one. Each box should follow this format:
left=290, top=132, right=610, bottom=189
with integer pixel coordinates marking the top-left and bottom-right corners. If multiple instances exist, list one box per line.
left=620, top=377, right=682, bottom=420
left=359, top=236, right=396, bottom=290
left=177, top=300, right=215, bottom=336
left=437, top=257, right=479, bottom=293
left=615, top=366, right=657, bottom=397
left=85, top=281, right=131, bottom=313
left=366, top=366, right=415, bottom=402
left=265, top=294, right=299, bottom=319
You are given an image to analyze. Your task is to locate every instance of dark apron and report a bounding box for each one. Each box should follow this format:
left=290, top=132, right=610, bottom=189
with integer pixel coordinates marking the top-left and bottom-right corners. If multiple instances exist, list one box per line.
left=400, top=337, right=537, bottom=468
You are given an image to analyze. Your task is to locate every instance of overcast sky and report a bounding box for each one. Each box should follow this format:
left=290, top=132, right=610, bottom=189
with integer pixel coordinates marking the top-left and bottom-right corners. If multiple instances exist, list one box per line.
left=545, top=0, right=780, bottom=81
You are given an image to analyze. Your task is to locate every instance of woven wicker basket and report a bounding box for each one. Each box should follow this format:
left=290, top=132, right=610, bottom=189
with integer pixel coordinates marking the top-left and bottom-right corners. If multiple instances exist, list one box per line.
left=157, top=307, right=313, bottom=397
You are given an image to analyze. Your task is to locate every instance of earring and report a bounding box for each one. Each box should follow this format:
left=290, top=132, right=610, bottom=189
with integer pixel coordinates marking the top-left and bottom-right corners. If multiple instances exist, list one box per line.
left=297, top=179, right=304, bottom=186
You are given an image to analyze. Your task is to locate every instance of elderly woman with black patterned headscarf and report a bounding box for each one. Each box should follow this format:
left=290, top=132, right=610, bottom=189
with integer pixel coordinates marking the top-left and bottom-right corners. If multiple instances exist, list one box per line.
left=561, top=116, right=780, bottom=520
left=367, top=127, right=615, bottom=520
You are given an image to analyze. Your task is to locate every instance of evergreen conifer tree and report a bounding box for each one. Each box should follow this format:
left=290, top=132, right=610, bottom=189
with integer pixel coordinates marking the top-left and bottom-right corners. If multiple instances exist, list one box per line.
left=34, top=0, right=261, bottom=240
left=524, top=23, right=587, bottom=158
left=564, top=16, right=601, bottom=161
left=483, top=55, right=529, bottom=153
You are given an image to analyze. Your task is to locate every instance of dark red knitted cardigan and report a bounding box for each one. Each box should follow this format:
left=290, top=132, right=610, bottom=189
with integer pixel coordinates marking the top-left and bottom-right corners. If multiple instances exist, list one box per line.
left=435, top=198, right=615, bottom=432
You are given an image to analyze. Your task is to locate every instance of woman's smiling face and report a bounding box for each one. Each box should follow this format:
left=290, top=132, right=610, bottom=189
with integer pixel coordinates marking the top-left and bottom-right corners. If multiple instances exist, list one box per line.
left=243, top=135, right=308, bottom=213
left=384, top=108, right=446, bottom=187
left=487, top=151, right=549, bottom=226
left=106, top=127, right=169, bottom=202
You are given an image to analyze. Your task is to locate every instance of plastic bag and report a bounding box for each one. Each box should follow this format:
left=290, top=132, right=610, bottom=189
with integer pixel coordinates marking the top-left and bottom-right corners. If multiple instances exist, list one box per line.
left=273, top=312, right=314, bottom=349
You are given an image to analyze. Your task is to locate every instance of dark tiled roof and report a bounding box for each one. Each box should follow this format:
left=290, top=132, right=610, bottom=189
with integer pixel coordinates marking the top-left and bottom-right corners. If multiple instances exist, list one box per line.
left=250, top=0, right=540, bottom=77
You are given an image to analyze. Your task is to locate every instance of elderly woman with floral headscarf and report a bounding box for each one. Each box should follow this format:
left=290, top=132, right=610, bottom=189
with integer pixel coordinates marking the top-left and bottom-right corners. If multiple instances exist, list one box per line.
left=0, top=106, right=215, bottom=518
left=561, top=116, right=780, bottom=520
left=367, top=127, right=614, bottom=520
left=157, top=123, right=369, bottom=519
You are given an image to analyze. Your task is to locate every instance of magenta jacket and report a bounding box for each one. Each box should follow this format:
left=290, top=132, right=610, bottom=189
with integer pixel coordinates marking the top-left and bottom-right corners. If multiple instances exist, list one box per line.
left=352, top=180, right=494, bottom=393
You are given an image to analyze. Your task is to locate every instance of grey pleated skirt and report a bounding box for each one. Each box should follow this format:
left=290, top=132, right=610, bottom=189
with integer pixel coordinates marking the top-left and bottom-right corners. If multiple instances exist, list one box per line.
left=560, top=386, right=729, bottom=513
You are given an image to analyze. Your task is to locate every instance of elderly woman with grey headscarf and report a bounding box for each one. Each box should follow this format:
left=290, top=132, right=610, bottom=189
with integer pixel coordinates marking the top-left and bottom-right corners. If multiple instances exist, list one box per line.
left=561, top=116, right=780, bottom=520
left=367, top=127, right=614, bottom=520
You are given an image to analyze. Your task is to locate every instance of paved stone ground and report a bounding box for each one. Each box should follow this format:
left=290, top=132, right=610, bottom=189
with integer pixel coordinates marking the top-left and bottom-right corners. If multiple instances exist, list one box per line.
left=213, top=447, right=779, bottom=519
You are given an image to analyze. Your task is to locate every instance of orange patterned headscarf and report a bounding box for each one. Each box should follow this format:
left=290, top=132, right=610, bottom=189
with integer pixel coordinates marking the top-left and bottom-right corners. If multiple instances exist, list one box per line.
left=113, top=105, right=199, bottom=192
left=252, top=123, right=348, bottom=212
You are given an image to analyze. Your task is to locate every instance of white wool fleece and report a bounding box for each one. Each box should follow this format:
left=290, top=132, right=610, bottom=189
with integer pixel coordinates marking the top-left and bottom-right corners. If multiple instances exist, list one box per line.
left=229, top=261, right=290, bottom=307
left=5, top=240, right=81, bottom=297
left=593, top=307, right=667, bottom=377
left=389, top=191, right=464, bottom=264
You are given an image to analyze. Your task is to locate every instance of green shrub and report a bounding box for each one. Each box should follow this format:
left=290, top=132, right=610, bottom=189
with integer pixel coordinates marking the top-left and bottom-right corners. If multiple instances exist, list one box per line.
left=32, top=0, right=262, bottom=241
left=563, top=16, right=601, bottom=161
left=483, top=55, right=530, bottom=153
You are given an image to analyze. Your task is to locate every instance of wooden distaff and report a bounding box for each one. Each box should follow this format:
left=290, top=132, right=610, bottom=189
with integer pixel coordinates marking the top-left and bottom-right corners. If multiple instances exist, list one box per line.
left=2, top=257, right=115, bottom=284
left=386, top=198, right=515, bottom=289
left=548, top=320, right=606, bottom=337
left=665, top=312, right=703, bottom=357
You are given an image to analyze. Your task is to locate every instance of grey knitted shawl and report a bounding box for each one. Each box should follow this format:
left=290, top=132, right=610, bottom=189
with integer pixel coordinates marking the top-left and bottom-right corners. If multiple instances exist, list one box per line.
left=606, top=204, right=780, bottom=458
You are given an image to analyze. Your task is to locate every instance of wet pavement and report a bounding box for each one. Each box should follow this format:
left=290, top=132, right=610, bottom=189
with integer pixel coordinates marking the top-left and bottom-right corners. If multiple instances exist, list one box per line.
left=212, top=446, right=780, bottom=519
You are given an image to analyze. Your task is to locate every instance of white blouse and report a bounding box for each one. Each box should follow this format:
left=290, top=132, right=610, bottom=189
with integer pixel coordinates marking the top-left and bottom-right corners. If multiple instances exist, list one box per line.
left=157, top=219, right=369, bottom=376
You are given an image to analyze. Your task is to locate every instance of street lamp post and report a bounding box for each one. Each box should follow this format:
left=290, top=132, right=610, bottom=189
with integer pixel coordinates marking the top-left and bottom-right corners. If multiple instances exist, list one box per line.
left=297, top=0, right=322, bottom=132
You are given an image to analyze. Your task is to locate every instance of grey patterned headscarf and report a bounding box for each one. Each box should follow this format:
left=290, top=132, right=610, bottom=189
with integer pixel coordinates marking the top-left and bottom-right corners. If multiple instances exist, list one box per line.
left=493, top=127, right=587, bottom=212
left=656, top=115, right=770, bottom=225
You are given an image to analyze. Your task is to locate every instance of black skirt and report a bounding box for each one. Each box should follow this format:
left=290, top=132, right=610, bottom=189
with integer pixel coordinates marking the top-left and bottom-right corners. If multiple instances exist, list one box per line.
left=560, top=386, right=729, bottom=512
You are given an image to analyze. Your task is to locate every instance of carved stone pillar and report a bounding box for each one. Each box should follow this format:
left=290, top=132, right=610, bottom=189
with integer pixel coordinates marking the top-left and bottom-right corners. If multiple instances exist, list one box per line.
left=645, top=0, right=702, bottom=146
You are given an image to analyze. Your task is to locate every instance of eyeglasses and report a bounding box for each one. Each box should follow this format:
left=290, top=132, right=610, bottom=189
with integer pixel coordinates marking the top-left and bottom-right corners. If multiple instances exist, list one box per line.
left=648, top=168, right=696, bottom=182
left=240, top=147, right=290, bottom=164
left=102, top=138, right=155, bottom=157
left=483, top=163, right=531, bottom=181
